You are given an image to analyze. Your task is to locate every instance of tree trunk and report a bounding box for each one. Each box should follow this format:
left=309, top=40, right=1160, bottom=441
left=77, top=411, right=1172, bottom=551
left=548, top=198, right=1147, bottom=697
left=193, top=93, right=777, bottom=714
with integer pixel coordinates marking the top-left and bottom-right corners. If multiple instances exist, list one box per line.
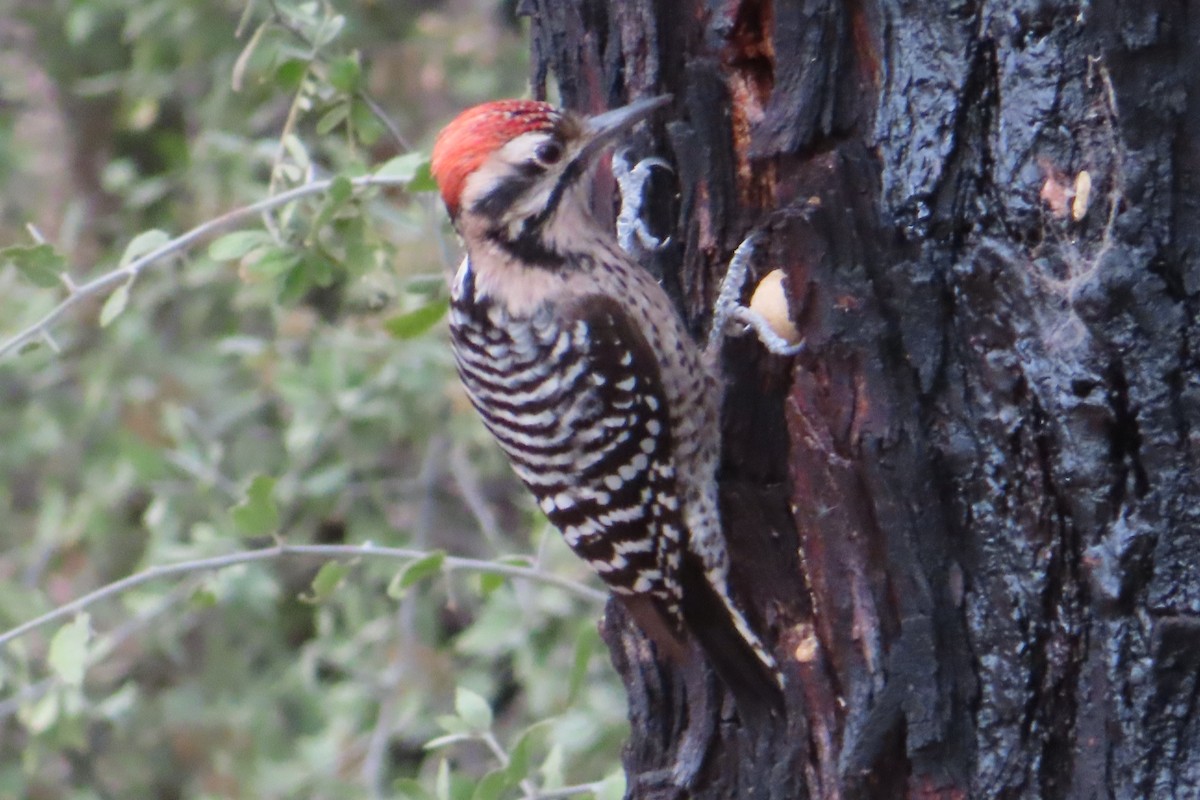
left=520, top=1, right=1200, bottom=798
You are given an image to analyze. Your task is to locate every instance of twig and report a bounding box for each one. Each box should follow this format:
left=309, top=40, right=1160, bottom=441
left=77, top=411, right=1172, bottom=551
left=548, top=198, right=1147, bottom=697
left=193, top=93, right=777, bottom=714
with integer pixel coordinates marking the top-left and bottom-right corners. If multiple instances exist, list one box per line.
left=0, top=173, right=410, bottom=361
left=164, top=450, right=241, bottom=499
left=361, top=438, right=444, bottom=797
left=481, top=730, right=539, bottom=799
left=450, top=442, right=503, bottom=548
left=262, top=0, right=409, bottom=154
left=265, top=0, right=315, bottom=50
left=361, top=666, right=405, bottom=799
left=358, top=91, right=412, bottom=152
left=0, top=542, right=604, bottom=651
left=0, top=579, right=199, bottom=720
left=532, top=783, right=607, bottom=800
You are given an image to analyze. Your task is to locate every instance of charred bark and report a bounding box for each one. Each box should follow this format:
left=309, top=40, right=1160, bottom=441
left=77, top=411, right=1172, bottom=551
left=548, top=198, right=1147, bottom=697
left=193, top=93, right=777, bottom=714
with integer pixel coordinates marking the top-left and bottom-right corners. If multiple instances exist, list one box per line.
left=520, top=1, right=1200, bottom=798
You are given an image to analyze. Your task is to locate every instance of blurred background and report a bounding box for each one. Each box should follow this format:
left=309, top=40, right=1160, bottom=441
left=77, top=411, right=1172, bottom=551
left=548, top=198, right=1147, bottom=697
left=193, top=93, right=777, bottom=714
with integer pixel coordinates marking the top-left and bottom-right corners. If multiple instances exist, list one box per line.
left=0, top=1, right=627, bottom=797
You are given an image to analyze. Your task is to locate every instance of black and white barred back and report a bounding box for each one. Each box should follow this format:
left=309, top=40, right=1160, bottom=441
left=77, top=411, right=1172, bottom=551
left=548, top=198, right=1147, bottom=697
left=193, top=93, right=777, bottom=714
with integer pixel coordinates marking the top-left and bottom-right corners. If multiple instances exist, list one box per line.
left=449, top=259, right=688, bottom=634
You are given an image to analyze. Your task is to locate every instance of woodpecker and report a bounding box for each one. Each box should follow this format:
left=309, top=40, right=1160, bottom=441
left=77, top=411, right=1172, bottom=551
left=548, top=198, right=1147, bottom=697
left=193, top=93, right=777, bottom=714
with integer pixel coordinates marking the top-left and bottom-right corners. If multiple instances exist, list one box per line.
left=430, top=96, right=783, bottom=712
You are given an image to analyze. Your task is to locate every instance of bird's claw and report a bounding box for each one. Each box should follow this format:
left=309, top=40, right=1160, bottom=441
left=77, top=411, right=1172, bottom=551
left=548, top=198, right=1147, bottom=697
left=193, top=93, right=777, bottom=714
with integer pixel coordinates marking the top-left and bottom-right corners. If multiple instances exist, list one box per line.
left=615, top=150, right=674, bottom=253
left=705, top=232, right=805, bottom=359
left=730, top=307, right=807, bottom=356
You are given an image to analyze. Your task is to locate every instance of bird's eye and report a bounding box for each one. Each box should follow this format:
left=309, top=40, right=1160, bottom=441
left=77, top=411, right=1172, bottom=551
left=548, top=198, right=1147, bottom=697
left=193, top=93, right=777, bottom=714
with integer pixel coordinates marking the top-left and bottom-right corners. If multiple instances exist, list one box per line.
left=535, top=140, right=564, bottom=165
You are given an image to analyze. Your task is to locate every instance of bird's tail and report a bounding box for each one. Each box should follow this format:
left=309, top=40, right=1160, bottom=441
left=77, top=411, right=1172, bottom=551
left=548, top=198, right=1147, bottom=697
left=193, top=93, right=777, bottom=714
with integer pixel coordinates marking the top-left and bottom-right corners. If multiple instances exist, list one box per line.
left=678, top=554, right=785, bottom=719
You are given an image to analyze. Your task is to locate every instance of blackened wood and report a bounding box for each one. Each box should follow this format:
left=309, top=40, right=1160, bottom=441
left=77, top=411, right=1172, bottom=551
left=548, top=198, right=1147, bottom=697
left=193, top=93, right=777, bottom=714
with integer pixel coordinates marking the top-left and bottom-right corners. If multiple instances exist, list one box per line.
left=522, top=0, right=1200, bottom=797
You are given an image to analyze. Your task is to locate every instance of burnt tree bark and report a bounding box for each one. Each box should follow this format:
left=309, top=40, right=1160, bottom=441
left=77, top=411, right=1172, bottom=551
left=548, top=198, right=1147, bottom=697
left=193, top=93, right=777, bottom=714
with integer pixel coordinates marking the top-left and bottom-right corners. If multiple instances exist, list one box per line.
left=520, top=1, right=1200, bottom=798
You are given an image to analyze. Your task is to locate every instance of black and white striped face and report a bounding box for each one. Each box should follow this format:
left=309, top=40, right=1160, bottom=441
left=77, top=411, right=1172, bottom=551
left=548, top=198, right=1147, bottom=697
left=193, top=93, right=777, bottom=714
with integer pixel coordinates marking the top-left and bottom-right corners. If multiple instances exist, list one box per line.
left=458, top=122, right=580, bottom=229
left=448, top=96, right=673, bottom=266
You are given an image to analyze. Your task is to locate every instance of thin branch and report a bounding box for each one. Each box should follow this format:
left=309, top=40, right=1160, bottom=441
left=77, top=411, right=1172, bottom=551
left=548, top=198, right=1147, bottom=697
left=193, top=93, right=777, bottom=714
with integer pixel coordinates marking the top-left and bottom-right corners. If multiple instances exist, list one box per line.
left=265, top=0, right=316, bottom=50
left=164, top=450, right=241, bottom=499
left=450, top=442, right=504, bottom=548
left=358, top=91, right=412, bottom=152
left=0, top=173, right=409, bottom=361
left=481, top=730, right=539, bottom=800
left=0, top=542, right=605, bottom=651
left=533, top=783, right=607, bottom=800
left=262, top=0, right=409, bottom=154
left=0, top=578, right=200, bottom=720
left=361, top=666, right=405, bottom=799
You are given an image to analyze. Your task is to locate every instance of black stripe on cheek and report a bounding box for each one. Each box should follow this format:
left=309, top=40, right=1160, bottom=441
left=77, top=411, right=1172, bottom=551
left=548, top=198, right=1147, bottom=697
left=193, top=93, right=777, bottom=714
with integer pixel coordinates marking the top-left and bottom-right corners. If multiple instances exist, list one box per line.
left=526, top=157, right=584, bottom=234
left=490, top=227, right=567, bottom=268
left=471, top=165, right=542, bottom=219
left=496, top=156, right=588, bottom=269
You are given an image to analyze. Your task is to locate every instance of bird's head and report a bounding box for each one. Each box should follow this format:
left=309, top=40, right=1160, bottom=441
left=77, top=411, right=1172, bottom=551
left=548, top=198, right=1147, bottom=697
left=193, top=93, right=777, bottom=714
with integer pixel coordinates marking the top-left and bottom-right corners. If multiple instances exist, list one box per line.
left=431, top=96, right=670, bottom=260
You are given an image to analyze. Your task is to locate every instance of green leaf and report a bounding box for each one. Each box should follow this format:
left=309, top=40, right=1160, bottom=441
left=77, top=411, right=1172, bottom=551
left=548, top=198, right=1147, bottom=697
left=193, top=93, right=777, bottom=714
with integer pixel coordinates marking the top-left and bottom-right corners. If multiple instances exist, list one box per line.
left=302, top=561, right=348, bottom=604
left=282, top=133, right=311, bottom=173
left=405, top=274, right=446, bottom=295
left=1, top=243, right=66, bottom=288
left=505, top=721, right=550, bottom=785
left=477, top=571, right=505, bottom=597
left=119, top=229, right=169, bottom=268
left=434, top=714, right=471, bottom=735
left=96, top=682, right=138, bottom=720
left=540, top=744, right=565, bottom=791
left=311, top=174, right=355, bottom=230
left=244, top=248, right=300, bottom=282
left=454, top=686, right=493, bottom=732
left=231, top=20, right=268, bottom=92
left=0, top=581, right=49, bottom=631
left=387, top=550, right=446, bottom=599
left=274, top=58, right=310, bottom=91
left=99, top=282, right=132, bottom=327
left=384, top=299, right=448, bottom=339
left=316, top=102, right=350, bottom=136
left=407, top=160, right=438, bottom=193
left=19, top=690, right=60, bottom=733
left=455, top=591, right=526, bottom=656
left=569, top=625, right=599, bottom=702
left=230, top=475, right=279, bottom=536
left=470, top=769, right=509, bottom=800
left=277, top=259, right=314, bottom=304
left=300, top=463, right=350, bottom=496
left=594, top=771, right=626, bottom=800
left=189, top=587, right=218, bottom=610
left=313, top=13, right=346, bottom=48
left=375, top=152, right=427, bottom=182
left=423, top=732, right=470, bottom=750
left=435, top=758, right=451, bottom=800
left=208, top=230, right=272, bottom=262
left=351, top=98, right=384, bottom=146
left=328, top=56, right=361, bottom=93
left=303, top=251, right=338, bottom=288
left=48, top=614, right=91, bottom=688
left=327, top=174, right=353, bottom=206
left=393, top=778, right=435, bottom=800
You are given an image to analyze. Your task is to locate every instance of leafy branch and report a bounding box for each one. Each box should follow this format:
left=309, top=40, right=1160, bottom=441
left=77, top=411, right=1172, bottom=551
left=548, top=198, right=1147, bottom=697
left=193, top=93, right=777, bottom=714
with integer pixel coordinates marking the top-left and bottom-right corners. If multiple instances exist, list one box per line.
left=0, top=170, right=416, bottom=361
left=0, top=541, right=605, bottom=651
left=417, top=688, right=625, bottom=800
left=0, top=578, right=201, bottom=720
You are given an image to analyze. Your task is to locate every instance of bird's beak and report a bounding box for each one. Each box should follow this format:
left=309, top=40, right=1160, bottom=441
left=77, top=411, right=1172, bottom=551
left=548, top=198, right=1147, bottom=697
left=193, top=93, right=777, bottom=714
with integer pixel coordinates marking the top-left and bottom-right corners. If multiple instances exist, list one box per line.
left=577, top=95, right=672, bottom=163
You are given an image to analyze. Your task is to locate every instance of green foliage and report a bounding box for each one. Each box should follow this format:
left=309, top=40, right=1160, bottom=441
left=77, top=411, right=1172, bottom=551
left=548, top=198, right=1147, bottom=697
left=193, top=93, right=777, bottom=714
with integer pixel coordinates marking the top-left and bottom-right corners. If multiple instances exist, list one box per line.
left=1, top=244, right=68, bottom=289
left=46, top=615, right=91, bottom=688
left=386, top=299, right=451, bottom=340
left=0, top=1, right=628, bottom=798
left=388, top=550, right=447, bottom=598
left=231, top=474, right=281, bottom=536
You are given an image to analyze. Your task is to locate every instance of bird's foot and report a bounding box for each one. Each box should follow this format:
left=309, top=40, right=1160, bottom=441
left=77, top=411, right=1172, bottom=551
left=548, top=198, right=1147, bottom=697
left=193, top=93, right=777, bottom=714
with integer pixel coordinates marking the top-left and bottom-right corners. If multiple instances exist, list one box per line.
left=614, top=149, right=674, bottom=254
left=705, top=232, right=805, bottom=361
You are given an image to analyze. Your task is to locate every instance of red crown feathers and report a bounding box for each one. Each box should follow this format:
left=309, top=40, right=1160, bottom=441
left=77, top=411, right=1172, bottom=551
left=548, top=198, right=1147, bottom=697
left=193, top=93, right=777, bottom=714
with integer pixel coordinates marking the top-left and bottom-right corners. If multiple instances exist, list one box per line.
left=430, top=100, right=560, bottom=218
